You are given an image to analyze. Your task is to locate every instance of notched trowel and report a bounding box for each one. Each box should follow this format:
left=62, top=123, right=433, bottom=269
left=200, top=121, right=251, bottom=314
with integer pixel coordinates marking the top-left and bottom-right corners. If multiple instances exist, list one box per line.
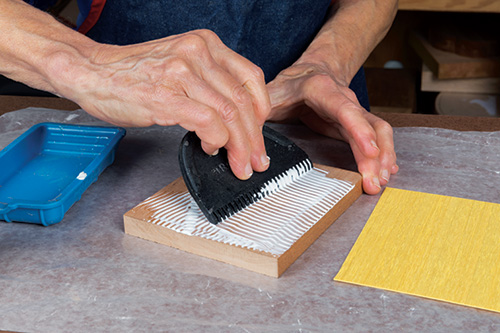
left=178, top=126, right=312, bottom=224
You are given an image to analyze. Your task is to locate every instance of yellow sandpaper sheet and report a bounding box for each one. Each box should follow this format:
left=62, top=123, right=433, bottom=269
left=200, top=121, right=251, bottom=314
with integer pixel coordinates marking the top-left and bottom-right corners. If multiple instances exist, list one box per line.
left=334, top=187, right=500, bottom=313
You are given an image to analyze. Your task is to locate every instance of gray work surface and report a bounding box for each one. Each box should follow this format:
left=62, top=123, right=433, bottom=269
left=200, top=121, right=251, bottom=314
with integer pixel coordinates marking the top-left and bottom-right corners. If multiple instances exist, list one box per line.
left=1, top=108, right=500, bottom=332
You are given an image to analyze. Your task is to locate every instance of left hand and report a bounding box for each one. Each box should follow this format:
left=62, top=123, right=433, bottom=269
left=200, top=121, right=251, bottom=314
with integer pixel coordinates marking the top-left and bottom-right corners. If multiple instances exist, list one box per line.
left=267, top=63, right=398, bottom=195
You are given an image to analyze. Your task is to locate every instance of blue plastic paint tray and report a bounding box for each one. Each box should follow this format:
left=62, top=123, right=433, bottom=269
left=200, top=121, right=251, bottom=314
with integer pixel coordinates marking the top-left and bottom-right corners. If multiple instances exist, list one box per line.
left=0, top=122, right=125, bottom=226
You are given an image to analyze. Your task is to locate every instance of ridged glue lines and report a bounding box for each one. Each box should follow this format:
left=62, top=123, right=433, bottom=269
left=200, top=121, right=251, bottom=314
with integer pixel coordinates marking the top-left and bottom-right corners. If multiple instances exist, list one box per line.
left=137, top=168, right=354, bottom=255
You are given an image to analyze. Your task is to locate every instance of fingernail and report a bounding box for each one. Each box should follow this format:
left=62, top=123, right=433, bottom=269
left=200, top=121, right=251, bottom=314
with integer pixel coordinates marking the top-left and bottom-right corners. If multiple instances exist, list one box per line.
left=381, top=169, right=390, bottom=182
left=392, top=164, right=399, bottom=173
left=371, top=140, right=380, bottom=151
left=245, top=163, right=253, bottom=178
left=372, top=176, right=381, bottom=189
left=211, top=149, right=219, bottom=156
left=261, top=154, right=270, bottom=167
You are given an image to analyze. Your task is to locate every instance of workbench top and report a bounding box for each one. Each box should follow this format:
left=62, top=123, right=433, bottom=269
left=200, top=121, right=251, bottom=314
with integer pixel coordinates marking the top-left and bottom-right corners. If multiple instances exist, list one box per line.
left=0, top=101, right=499, bottom=332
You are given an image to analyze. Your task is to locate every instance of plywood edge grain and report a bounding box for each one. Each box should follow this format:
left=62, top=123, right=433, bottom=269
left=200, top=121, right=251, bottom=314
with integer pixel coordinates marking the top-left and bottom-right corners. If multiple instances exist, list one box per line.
left=421, top=64, right=500, bottom=94
left=410, top=31, right=500, bottom=79
left=124, top=213, right=280, bottom=277
left=124, top=164, right=362, bottom=278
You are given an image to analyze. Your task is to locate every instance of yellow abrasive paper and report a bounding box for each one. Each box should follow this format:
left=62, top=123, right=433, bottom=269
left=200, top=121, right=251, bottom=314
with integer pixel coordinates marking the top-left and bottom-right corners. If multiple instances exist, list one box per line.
left=334, top=187, right=500, bottom=313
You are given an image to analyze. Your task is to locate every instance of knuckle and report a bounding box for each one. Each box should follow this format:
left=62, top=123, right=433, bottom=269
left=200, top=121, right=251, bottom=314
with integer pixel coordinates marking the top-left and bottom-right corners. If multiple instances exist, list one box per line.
left=194, top=109, right=217, bottom=129
left=388, top=150, right=398, bottom=164
left=154, top=116, right=173, bottom=127
left=218, top=100, right=239, bottom=123
left=149, top=105, right=175, bottom=127
left=200, top=128, right=229, bottom=148
left=247, top=65, right=266, bottom=83
left=382, top=151, right=397, bottom=167
left=343, top=88, right=358, bottom=101
left=337, top=99, right=362, bottom=119
left=375, top=119, right=393, bottom=135
left=178, top=33, right=209, bottom=55
left=255, top=112, right=268, bottom=127
left=196, top=29, right=218, bottom=40
left=166, top=57, right=191, bottom=75
left=232, top=85, right=251, bottom=106
left=202, top=136, right=223, bottom=149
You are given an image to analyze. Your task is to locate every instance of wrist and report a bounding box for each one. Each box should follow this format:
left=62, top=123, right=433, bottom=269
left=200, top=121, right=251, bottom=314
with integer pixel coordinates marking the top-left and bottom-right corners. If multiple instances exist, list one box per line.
left=292, top=0, right=397, bottom=86
left=294, top=45, right=351, bottom=87
left=0, top=0, right=99, bottom=99
left=42, top=37, right=102, bottom=100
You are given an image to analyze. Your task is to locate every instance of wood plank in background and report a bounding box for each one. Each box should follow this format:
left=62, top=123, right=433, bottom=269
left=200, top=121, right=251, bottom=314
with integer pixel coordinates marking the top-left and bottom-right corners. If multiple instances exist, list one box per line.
left=0, top=96, right=79, bottom=115
left=374, top=112, right=500, bottom=131
left=399, top=0, right=500, bottom=13
left=410, top=31, right=500, bottom=79
left=421, top=64, right=500, bottom=94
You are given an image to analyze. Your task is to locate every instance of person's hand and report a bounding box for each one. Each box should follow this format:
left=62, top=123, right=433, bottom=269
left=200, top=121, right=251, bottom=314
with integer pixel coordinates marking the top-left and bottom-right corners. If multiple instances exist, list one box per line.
left=267, top=63, right=398, bottom=194
left=49, top=29, right=271, bottom=180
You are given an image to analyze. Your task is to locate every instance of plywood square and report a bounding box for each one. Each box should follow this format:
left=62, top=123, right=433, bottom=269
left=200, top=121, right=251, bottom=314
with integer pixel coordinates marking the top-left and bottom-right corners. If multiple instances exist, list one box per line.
left=124, top=165, right=361, bottom=277
left=335, top=188, right=500, bottom=313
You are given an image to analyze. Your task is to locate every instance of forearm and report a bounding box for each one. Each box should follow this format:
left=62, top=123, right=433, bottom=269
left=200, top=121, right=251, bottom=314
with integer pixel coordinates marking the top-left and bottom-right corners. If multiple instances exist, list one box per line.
left=297, top=0, right=397, bottom=86
left=1, top=1, right=272, bottom=179
left=0, top=0, right=98, bottom=96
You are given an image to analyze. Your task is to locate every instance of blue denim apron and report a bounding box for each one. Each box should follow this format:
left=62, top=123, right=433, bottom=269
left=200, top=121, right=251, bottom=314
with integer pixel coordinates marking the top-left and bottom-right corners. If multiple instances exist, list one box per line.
left=86, top=0, right=369, bottom=110
left=24, top=0, right=57, bottom=11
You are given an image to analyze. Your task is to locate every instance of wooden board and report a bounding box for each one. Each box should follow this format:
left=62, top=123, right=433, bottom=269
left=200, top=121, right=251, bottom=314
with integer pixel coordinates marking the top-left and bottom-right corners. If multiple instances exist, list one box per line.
left=399, top=0, right=500, bottom=13
left=427, top=23, right=499, bottom=59
left=421, top=64, right=500, bottom=94
left=123, top=165, right=362, bottom=278
left=0, top=96, right=79, bottom=115
left=410, top=31, right=500, bottom=79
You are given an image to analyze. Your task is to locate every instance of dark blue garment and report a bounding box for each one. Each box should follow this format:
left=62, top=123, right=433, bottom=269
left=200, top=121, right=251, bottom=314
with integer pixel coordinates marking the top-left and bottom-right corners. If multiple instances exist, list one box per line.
left=86, top=0, right=370, bottom=110
left=351, top=67, right=370, bottom=111
left=76, top=0, right=94, bottom=28
left=23, top=0, right=57, bottom=11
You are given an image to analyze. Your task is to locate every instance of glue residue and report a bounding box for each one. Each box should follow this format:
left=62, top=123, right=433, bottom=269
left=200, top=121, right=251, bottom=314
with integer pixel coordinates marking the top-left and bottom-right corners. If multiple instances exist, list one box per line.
left=77, top=172, right=87, bottom=180
left=137, top=168, right=354, bottom=255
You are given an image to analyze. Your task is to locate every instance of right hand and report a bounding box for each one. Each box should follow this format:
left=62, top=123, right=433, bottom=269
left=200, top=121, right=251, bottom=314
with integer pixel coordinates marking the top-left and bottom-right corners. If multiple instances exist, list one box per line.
left=49, top=29, right=271, bottom=180
left=267, top=62, right=398, bottom=195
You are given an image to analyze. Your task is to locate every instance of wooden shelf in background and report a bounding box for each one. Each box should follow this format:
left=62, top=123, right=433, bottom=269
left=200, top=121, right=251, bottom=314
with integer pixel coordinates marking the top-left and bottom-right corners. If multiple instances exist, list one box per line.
left=399, top=0, right=500, bottom=13
left=0, top=96, right=78, bottom=115
left=421, top=64, right=500, bottom=94
left=410, top=31, right=500, bottom=79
